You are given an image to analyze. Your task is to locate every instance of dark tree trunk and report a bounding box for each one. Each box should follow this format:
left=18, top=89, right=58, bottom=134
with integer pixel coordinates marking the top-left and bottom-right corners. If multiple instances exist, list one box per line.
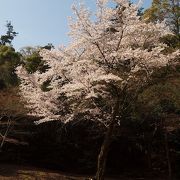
left=145, top=134, right=152, bottom=170
left=95, top=100, right=120, bottom=180
left=164, top=130, right=172, bottom=180
left=147, top=142, right=152, bottom=170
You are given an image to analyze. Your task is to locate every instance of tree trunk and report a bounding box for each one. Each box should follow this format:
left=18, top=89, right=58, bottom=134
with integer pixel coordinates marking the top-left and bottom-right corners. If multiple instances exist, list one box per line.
left=95, top=101, right=120, bottom=180
left=164, top=130, right=172, bottom=180
left=147, top=142, right=152, bottom=170
left=145, top=134, right=152, bottom=170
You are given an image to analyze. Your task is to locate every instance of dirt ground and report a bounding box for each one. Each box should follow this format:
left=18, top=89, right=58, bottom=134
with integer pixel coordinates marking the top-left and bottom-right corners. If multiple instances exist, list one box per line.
left=0, top=164, right=175, bottom=180
left=0, top=164, right=88, bottom=180
left=0, top=164, right=120, bottom=180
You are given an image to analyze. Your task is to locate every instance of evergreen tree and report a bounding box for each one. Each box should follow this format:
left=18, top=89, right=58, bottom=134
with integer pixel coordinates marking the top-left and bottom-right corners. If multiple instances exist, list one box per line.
left=143, top=0, right=180, bottom=37
left=0, top=21, right=18, bottom=46
left=0, top=45, right=21, bottom=89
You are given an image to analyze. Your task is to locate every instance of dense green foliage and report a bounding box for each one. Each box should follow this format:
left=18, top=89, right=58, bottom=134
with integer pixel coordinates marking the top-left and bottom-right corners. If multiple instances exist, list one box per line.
left=143, top=0, right=180, bottom=51
left=0, top=22, right=20, bottom=89
left=20, top=46, right=44, bottom=73
left=143, top=0, right=180, bottom=36
left=20, top=45, right=52, bottom=74
left=0, top=45, right=21, bottom=89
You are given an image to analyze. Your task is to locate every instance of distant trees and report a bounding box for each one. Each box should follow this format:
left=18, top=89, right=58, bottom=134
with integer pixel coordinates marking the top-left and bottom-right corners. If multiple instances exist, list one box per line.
left=0, top=21, right=52, bottom=87
left=0, top=21, right=18, bottom=46
left=143, top=0, right=180, bottom=50
left=143, top=0, right=179, bottom=35
left=16, top=0, right=179, bottom=179
left=20, top=46, right=49, bottom=74
left=0, top=45, right=21, bottom=89
left=0, top=22, right=20, bottom=89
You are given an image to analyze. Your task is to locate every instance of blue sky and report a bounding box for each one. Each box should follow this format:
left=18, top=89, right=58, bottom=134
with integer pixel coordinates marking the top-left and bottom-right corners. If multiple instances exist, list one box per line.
left=0, top=0, right=152, bottom=50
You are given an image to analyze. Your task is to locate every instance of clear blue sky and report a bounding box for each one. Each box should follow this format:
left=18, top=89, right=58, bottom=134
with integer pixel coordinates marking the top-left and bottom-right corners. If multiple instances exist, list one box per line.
left=0, top=0, right=152, bottom=50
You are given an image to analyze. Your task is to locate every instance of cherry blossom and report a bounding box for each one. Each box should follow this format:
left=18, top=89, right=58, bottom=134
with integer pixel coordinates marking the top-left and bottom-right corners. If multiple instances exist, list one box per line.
left=16, top=0, right=179, bottom=124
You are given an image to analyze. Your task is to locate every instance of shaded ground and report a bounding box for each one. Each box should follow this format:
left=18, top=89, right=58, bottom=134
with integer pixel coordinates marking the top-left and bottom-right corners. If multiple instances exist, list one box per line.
left=0, top=163, right=173, bottom=180
left=0, top=117, right=179, bottom=180
left=0, top=163, right=88, bottom=180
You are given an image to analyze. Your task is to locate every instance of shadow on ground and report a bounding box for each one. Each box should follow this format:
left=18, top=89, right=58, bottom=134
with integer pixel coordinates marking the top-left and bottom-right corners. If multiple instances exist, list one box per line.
left=0, top=163, right=89, bottom=180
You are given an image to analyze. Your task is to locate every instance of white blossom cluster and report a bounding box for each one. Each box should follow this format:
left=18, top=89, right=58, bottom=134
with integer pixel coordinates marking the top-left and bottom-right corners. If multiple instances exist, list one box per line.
left=16, top=0, right=179, bottom=124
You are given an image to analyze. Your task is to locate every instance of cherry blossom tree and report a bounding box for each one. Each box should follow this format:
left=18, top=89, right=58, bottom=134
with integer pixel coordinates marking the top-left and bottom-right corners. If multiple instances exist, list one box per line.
left=16, top=0, right=179, bottom=179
